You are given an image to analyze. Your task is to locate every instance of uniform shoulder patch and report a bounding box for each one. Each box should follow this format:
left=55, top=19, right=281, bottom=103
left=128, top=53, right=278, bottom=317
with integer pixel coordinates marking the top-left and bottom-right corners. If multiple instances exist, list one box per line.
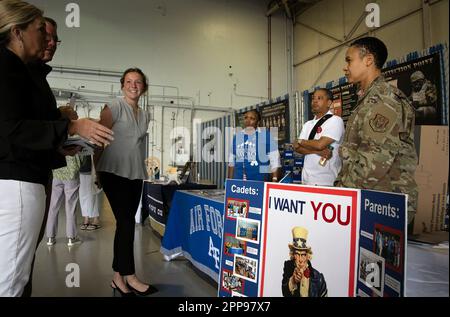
left=363, top=102, right=398, bottom=143
left=369, top=113, right=390, bottom=133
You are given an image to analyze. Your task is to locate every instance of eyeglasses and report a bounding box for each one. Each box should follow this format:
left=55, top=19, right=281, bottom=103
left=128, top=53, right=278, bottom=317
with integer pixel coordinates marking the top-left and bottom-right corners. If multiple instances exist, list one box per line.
left=47, top=35, right=61, bottom=46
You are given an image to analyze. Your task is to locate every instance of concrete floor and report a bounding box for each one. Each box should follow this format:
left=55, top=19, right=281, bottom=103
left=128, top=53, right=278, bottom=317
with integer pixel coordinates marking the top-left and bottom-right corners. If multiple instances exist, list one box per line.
left=31, top=195, right=217, bottom=297
left=31, top=194, right=448, bottom=297
left=405, top=241, right=449, bottom=297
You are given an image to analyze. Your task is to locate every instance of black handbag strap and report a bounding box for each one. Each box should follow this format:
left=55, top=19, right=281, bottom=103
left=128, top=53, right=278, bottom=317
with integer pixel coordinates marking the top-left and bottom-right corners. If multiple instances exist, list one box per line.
left=308, top=114, right=333, bottom=140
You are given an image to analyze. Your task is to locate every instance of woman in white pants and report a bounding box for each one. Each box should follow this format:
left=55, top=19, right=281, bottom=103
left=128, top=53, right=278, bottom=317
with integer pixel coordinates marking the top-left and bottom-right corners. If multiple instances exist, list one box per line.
left=79, top=155, right=102, bottom=230
left=0, top=1, right=114, bottom=296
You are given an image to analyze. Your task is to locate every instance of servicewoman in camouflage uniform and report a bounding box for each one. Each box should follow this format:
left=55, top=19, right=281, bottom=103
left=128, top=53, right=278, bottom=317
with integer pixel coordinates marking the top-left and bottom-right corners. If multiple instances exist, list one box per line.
left=335, top=37, right=418, bottom=224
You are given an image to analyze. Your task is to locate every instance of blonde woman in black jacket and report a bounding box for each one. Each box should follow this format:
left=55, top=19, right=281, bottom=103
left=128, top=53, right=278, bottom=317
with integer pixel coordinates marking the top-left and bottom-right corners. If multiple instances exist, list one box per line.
left=0, top=0, right=113, bottom=296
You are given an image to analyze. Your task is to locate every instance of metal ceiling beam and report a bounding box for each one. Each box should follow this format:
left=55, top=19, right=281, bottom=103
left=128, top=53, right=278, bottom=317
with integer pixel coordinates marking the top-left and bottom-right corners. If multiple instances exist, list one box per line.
left=295, top=21, right=342, bottom=43
left=266, top=1, right=281, bottom=16
left=266, top=0, right=321, bottom=20
left=281, top=0, right=292, bottom=19
left=294, top=0, right=322, bottom=18
left=294, top=6, right=423, bottom=68
left=310, top=10, right=366, bottom=87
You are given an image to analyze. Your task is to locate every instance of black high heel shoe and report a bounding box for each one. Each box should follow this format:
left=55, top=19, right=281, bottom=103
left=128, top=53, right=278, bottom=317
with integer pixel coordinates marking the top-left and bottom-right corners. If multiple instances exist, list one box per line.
left=126, top=282, right=158, bottom=296
left=111, top=280, right=136, bottom=297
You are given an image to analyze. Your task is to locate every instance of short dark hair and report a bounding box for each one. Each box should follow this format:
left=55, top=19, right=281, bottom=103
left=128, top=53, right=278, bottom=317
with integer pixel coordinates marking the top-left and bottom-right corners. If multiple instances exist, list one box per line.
left=120, top=67, right=148, bottom=93
left=350, top=37, right=388, bottom=69
left=314, top=88, right=333, bottom=101
left=44, top=17, right=57, bottom=27
left=244, top=109, right=261, bottom=122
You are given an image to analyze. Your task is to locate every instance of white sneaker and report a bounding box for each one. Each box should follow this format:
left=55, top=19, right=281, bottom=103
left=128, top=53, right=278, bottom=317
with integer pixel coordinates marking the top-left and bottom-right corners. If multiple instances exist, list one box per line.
left=67, top=237, right=82, bottom=246
left=46, top=237, right=56, bottom=246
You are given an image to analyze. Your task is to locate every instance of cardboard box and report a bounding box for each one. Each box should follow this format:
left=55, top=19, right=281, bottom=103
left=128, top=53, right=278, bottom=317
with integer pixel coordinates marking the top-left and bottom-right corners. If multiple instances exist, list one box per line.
left=412, top=126, right=449, bottom=235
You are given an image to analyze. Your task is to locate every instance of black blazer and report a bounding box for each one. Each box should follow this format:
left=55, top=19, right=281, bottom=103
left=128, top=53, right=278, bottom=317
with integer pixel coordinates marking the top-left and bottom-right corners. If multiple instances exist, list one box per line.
left=28, top=61, right=67, bottom=170
left=0, top=46, right=69, bottom=186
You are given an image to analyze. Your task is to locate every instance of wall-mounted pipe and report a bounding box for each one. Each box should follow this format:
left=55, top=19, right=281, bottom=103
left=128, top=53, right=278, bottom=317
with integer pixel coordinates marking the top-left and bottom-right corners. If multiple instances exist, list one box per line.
left=50, top=65, right=182, bottom=102
left=294, top=91, right=300, bottom=141
left=422, top=0, right=431, bottom=49
left=149, top=94, right=195, bottom=102
left=151, top=101, right=233, bottom=113
left=48, top=75, right=120, bottom=84
left=268, top=15, right=272, bottom=100
left=161, top=107, right=165, bottom=169
left=300, top=92, right=305, bottom=127
left=286, top=13, right=294, bottom=102
left=232, top=83, right=266, bottom=101
left=50, top=65, right=123, bottom=78
left=51, top=86, right=118, bottom=96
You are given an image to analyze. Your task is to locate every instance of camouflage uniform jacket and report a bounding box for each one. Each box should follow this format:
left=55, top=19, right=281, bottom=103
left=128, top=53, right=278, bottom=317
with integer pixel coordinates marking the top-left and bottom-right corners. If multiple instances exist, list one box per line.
left=335, top=76, right=418, bottom=223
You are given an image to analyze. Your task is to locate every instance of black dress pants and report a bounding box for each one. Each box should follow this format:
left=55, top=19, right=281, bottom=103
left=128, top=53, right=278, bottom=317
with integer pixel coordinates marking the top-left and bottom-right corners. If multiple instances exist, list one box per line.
left=99, top=172, right=143, bottom=276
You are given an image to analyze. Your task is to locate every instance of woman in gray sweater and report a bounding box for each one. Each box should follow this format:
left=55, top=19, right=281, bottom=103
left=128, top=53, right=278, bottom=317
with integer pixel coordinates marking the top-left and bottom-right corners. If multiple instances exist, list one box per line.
left=97, top=68, right=157, bottom=297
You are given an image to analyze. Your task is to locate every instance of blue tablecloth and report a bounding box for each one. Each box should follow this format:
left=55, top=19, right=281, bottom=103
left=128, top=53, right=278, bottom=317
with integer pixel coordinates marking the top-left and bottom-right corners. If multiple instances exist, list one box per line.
left=141, top=182, right=217, bottom=226
left=160, top=190, right=225, bottom=282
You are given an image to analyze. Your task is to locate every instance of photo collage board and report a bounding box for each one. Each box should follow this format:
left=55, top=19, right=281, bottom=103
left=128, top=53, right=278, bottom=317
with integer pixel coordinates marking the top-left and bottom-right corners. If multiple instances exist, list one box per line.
left=219, top=180, right=407, bottom=297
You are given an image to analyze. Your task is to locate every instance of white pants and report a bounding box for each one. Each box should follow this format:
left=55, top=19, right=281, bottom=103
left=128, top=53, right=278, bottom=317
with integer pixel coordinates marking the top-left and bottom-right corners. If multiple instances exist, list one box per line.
left=0, top=180, right=45, bottom=297
left=79, top=174, right=101, bottom=218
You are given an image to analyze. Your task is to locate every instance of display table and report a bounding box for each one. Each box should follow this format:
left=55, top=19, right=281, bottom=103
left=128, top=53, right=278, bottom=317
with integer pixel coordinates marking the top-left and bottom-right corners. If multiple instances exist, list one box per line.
left=158, top=183, right=449, bottom=295
left=141, top=181, right=217, bottom=236
left=160, top=189, right=225, bottom=282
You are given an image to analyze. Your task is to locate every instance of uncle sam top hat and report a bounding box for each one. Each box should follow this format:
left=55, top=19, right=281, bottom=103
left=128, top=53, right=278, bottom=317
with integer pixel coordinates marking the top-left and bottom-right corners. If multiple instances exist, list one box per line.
left=288, top=227, right=312, bottom=253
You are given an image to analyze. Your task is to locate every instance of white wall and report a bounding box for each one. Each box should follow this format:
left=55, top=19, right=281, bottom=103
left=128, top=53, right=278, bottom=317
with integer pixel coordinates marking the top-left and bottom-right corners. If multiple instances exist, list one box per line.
left=29, top=0, right=290, bottom=172
left=294, top=0, right=449, bottom=93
